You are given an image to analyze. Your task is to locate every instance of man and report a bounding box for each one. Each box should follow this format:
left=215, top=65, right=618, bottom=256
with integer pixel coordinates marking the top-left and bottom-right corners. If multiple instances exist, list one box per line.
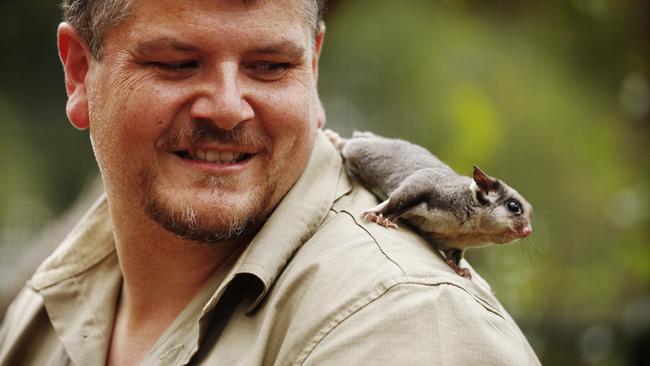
left=0, top=0, right=540, bottom=364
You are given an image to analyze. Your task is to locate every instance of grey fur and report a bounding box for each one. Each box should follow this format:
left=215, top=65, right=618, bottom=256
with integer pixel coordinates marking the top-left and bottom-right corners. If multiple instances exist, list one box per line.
left=342, top=132, right=478, bottom=226
left=328, top=130, right=533, bottom=278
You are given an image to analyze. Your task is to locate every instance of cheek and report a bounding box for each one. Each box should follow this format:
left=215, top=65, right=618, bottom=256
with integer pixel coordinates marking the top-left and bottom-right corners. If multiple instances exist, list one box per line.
left=255, top=83, right=316, bottom=154
left=488, top=207, right=513, bottom=228
left=98, top=77, right=188, bottom=136
left=88, top=82, right=184, bottom=177
left=262, top=109, right=316, bottom=193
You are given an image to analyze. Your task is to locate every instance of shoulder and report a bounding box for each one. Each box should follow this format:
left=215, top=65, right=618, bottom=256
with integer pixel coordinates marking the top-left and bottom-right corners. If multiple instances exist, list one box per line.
left=292, top=180, right=496, bottom=305
left=279, top=182, right=539, bottom=365
left=298, top=280, right=538, bottom=365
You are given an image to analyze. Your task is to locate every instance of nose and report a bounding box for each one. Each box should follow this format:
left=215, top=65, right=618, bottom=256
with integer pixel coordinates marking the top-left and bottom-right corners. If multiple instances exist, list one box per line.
left=520, top=225, right=532, bottom=238
left=190, top=64, right=254, bottom=129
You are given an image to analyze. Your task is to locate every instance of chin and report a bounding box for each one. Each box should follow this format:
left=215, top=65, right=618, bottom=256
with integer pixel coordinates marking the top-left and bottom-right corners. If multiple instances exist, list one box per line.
left=140, top=171, right=275, bottom=243
left=147, top=193, right=271, bottom=243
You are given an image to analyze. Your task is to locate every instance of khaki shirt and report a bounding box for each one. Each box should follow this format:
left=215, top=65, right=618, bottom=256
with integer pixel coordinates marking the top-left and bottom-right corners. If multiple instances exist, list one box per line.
left=0, top=130, right=541, bottom=365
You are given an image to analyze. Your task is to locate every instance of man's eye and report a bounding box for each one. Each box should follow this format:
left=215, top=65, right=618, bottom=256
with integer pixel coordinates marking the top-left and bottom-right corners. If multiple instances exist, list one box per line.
left=148, top=61, right=198, bottom=72
left=247, top=62, right=291, bottom=80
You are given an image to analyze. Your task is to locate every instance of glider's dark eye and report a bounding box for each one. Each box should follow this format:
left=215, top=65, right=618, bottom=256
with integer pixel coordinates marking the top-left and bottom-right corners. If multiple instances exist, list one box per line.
left=506, top=199, right=522, bottom=215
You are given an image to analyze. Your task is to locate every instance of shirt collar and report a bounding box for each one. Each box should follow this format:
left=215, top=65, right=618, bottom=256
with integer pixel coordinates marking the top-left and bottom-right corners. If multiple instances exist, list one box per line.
left=219, top=129, right=350, bottom=312
left=30, top=193, right=115, bottom=291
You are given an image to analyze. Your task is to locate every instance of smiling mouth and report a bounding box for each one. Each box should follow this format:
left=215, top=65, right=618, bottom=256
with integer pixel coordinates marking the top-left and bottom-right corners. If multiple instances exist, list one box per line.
left=174, top=149, right=252, bottom=164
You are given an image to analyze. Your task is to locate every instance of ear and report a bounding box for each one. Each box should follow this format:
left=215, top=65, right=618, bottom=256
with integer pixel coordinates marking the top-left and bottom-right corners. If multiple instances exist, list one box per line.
left=472, top=165, right=497, bottom=192
left=312, top=22, right=326, bottom=128
left=58, top=22, right=93, bottom=130
left=313, top=88, right=326, bottom=128
left=312, top=21, right=325, bottom=82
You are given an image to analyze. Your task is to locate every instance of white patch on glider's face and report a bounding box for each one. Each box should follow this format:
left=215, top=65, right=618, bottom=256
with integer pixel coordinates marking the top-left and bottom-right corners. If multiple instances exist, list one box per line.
left=469, top=181, right=499, bottom=204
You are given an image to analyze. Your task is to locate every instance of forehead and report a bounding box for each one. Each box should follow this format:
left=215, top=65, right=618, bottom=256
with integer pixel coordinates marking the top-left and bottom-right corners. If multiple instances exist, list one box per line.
left=109, top=0, right=313, bottom=51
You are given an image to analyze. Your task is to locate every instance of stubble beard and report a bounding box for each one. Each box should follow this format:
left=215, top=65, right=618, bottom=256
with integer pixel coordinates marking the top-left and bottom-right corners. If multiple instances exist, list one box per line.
left=138, top=123, right=276, bottom=244
left=141, top=170, right=275, bottom=243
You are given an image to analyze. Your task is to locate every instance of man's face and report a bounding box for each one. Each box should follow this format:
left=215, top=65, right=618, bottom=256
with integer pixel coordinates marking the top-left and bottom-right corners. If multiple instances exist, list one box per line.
left=84, top=0, right=322, bottom=241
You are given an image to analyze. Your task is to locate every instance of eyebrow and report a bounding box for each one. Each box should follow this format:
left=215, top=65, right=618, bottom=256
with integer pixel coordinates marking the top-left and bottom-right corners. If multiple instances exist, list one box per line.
left=249, top=41, right=307, bottom=59
left=135, top=37, right=307, bottom=59
left=135, top=37, right=201, bottom=54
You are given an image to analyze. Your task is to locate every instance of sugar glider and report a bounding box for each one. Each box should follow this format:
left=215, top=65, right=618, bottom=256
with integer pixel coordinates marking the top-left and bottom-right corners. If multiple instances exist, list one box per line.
left=326, top=130, right=533, bottom=279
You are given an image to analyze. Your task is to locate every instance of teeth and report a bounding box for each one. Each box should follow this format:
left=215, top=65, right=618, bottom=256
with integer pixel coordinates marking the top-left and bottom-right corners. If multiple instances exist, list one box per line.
left=205, top=150, right=219, bottom=162
left=189, top=149, right=243, bottom=163
left=222, top=151, right=234, bottom=162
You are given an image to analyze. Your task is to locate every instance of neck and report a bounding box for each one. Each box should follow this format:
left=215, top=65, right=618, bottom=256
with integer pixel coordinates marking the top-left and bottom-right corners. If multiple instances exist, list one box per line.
left=110, top=203, right=247, bottom=328
left=105, top=201, right=250, bottom=366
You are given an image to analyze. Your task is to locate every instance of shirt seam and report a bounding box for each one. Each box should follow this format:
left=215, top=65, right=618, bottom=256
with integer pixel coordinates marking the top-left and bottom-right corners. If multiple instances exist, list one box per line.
left=293, top=280, right=502, bottom=365
left=337, top=203, right=504, bottom=315
left=337, top=205, right=504, bottom=316
left=339, top=209, right=407, bottom=276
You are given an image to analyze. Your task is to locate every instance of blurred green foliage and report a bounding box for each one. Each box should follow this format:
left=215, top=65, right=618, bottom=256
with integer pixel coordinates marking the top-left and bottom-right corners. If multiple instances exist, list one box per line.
left=1, top=0, right=649, bottom=365
left=320, top=1, right=649, bottom=364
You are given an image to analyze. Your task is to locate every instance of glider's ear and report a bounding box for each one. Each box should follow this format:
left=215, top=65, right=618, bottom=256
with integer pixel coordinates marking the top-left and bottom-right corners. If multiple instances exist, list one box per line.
left=473, top=165, right=498, bottom=192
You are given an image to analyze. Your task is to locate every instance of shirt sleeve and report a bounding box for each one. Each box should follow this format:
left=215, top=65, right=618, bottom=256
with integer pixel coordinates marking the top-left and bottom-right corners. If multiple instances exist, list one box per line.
left=300, top=282, right=541, bottom=366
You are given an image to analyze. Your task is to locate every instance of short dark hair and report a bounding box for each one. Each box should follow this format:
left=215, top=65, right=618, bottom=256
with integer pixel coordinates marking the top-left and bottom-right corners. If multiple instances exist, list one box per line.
left=62, top=0, right=327, bottom=59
